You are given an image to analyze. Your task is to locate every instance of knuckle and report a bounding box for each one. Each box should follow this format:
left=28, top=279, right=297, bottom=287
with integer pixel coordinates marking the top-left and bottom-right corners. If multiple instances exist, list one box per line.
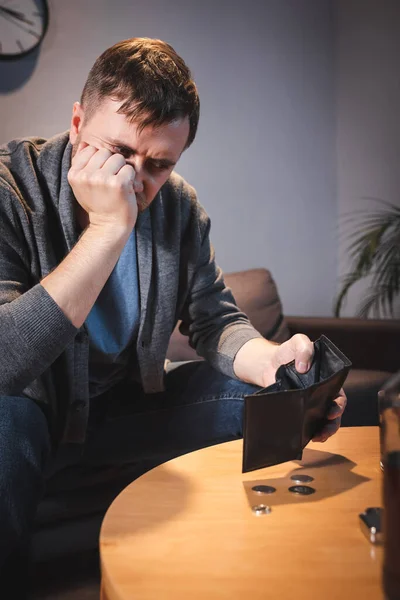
left=293, top=333, right=308, bottom=344
left=90, top=170, right=102, bottom=181
left=118, top=165, right=135, bottom=179
left=108, top=176, right=124, bottom=191
left=94, top=170, right=110, bottom=184
left=78, top=171, right=91, bottom=185
left=118, top=165, right=134, bottom=178
left=69, top=169, right=87, bottom=186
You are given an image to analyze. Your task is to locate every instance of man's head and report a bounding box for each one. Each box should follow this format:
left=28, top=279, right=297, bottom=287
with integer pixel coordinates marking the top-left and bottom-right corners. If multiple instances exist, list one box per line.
left=69, top=38, right=199, bottom=212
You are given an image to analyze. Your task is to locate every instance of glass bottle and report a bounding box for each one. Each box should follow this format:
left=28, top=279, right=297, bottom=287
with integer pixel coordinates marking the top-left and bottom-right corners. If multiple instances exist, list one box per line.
left=380, top=372, right=400, bottom=600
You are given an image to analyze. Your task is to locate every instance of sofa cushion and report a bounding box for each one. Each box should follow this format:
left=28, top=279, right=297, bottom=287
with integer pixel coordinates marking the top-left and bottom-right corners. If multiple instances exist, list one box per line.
left=167, top=268, right=290, bottom=362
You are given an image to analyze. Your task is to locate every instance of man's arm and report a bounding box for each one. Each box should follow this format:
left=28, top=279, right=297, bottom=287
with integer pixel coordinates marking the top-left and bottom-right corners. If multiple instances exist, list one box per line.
left=177, top=205, right=264, bottom=376
left=42, top=144, right=138, bottom=327
left=0, top=145, right=138, bottom=395
left=177, top=189, right=347, bottom=442
left=41, top=222, right=131, bottom=328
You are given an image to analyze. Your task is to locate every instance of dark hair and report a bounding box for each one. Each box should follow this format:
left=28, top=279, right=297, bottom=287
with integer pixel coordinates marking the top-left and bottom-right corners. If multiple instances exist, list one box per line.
left=80, top=38, right=200, bottom=148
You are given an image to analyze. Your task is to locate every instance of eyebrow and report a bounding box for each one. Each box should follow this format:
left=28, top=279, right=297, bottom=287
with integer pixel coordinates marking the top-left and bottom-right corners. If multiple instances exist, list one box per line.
left=107, top=139, right=177, bottom=166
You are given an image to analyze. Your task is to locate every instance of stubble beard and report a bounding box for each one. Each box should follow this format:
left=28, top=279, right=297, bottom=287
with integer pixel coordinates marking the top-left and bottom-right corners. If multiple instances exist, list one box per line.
left=135, top=194, right=149, bottom=213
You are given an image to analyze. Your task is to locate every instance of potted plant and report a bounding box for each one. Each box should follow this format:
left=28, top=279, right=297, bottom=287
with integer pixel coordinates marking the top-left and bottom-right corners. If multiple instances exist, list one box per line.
left=335, top=200, right=400, bottom=318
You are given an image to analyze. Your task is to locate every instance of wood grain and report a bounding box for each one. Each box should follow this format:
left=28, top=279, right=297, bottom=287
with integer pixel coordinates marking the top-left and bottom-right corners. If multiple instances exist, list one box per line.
left=100, top=427, right=383, bottom=600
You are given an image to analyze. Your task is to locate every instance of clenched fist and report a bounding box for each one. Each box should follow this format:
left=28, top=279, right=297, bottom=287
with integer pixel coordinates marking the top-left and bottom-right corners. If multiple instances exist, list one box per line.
left=68, top=142, right=140, bottom=231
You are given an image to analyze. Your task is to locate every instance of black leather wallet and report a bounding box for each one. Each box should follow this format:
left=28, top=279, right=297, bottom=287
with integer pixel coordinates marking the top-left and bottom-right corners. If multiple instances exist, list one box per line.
left=242, top=335, right=352, bottom=472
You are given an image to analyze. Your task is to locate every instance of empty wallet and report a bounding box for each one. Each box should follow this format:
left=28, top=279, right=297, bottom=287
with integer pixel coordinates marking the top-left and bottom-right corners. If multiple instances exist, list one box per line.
left=242, top=335, right=352, bottom=472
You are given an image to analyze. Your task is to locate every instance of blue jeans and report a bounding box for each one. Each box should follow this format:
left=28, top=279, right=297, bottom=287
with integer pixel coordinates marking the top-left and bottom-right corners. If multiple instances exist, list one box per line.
left=0, top=361, right=259, bottom=589
left=0, top=395, right=50, bottom=596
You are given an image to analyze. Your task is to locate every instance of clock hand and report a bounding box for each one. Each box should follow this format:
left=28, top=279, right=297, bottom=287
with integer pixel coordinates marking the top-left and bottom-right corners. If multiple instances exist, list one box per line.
left=0, top=9, right=39, bottom=39
left=0, top=6, right=34, bottom=26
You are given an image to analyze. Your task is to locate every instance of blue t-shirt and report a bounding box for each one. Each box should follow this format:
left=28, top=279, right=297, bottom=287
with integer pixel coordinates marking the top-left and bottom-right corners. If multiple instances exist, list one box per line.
left=85, top=229, right=140, bottom=398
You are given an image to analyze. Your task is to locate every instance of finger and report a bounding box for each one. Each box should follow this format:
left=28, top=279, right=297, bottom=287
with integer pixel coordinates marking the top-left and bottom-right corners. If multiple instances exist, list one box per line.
left=116, top=164, right=136, bottom=189
left=71, top=144, right=97, bottom=170
left=83, top=148, right=114, bottom=173
left=292, top=334, right=314, bottom=373
left=312, top=416, right=341, bottom=442
left=100, top=152, right=128, bottom=175
left=76, top=141, right=89, bottom=154
left=327, top=389, right=347, bottom=419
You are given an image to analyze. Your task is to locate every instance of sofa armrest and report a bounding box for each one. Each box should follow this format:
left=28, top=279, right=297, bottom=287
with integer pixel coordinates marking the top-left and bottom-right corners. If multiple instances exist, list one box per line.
left=286, top=316, right=399, bottom=373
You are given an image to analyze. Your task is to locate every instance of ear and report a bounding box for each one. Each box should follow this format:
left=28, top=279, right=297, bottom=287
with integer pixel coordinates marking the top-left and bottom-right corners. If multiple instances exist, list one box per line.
left=69, top=102, right=85, bottom=145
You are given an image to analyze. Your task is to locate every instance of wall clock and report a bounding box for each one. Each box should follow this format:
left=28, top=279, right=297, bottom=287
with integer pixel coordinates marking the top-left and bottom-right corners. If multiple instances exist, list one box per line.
left=0, top=0, right=49, bottom=59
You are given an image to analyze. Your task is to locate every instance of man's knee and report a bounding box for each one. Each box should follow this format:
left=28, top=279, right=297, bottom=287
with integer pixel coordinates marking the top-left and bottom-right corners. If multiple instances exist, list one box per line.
left=0, top=395, right=50, bottom=464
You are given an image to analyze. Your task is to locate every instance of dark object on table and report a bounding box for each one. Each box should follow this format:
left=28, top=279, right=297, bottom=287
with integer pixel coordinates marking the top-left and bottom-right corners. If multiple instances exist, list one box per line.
left=380, top=372, right=400, bottom=600
left=359, top=507, right=383, bottom=544
left=242, top=335, right=351, bottom=472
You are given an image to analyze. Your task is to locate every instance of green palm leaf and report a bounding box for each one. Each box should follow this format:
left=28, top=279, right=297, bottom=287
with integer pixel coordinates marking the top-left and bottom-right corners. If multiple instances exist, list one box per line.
left=335, top=200, right=400, bottom=317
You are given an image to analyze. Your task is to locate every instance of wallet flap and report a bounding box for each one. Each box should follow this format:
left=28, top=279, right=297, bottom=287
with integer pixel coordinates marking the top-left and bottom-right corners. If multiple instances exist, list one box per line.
left=242, top=335, right=352, bottom=473
left=243, top=390, right=304, bottom=472
left=301, top=368, right=350, bottom=447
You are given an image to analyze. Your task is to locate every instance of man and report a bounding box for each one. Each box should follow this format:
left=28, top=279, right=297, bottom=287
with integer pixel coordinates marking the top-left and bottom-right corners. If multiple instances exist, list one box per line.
left=0, top=38, right=346, bottom=590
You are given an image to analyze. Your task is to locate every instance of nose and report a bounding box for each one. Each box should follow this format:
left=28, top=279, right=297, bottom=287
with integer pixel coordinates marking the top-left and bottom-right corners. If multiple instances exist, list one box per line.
left=133, top=175, right=144, bottom=195
left=132, top=160, right=144, bottom=194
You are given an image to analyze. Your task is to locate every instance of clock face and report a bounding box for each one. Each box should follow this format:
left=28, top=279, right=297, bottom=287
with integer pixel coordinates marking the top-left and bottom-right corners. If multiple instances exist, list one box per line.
left=0, top=0, right=48, bottom=59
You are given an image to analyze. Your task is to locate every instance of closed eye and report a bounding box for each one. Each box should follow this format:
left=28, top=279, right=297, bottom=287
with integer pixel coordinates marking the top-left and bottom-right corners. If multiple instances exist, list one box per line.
left=148, top=161, right=171, bottom=172
left=112, top=146, right=132, bottom=159
left=111, top=145, right=175, bottom=172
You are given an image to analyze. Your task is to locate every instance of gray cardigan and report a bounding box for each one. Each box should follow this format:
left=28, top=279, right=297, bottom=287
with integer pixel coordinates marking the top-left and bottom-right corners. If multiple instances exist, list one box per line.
left=0, top=131, right=262, bottom=447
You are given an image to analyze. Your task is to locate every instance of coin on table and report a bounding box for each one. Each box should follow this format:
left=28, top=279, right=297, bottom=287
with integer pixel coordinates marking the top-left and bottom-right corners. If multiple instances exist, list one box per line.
left=252, top=504, right=272, bottom=515
left=290, top=474, right=314, bottom=484
left=288, top=485, right=316, bottom=495
left=252, top=485, right=277, bottom=495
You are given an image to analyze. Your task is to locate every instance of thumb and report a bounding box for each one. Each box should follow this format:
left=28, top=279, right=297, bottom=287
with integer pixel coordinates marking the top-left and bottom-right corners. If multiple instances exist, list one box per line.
left=291, top=334, right=314, bottom=374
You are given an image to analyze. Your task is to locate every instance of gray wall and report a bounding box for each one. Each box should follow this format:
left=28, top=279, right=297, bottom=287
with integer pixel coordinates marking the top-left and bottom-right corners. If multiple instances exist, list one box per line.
left=0, top=0, right=337, bottom=316
left=335, top=0, right=400, bottom=317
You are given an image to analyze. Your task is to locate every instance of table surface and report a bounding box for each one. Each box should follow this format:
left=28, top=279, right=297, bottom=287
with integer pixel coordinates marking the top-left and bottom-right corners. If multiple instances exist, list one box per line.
left=100, top=427, right=384, bottom=600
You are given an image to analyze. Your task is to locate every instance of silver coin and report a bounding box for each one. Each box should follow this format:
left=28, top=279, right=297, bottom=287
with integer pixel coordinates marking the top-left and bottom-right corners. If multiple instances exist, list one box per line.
left=288, top=485, right=316, bottom=495
left=290, top=474, right=314, bottom=484
left=252, top=504, right=272, bottom=515
left=252, top=485, right=276, bottom=495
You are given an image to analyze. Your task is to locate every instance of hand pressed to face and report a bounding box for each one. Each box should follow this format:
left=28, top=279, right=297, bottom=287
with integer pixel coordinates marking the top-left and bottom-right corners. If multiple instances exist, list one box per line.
left=68, top=143, right=139, bottom=230
left=263, top=334, right=347, bottom=443
left=69, top=98, right=189, bottom=226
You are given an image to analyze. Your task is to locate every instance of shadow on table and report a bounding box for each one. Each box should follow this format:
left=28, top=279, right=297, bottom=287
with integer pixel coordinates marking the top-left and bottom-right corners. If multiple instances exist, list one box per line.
left=242, top=447, right=372, bottom=508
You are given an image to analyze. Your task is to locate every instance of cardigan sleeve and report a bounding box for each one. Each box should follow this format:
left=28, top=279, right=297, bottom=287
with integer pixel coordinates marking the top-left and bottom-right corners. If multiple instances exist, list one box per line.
left=178, top=189, right=263, bottom=379
left=0, top=181, right=77, bottom=396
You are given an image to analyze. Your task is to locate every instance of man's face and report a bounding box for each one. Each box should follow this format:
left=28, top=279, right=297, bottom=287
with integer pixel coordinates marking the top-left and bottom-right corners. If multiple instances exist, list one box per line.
left=69, top=98, right=190, bottom=213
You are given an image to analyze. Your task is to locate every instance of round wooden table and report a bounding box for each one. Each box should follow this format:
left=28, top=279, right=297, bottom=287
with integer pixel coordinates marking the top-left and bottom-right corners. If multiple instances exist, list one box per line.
left=100, top=427, right=383, bottom=600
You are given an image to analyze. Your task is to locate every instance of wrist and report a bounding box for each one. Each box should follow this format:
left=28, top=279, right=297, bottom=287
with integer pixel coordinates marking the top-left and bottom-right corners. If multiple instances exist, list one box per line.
left=233, top=338, right=278, bottom=387
left=86, top=220, right=133, bottom=244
